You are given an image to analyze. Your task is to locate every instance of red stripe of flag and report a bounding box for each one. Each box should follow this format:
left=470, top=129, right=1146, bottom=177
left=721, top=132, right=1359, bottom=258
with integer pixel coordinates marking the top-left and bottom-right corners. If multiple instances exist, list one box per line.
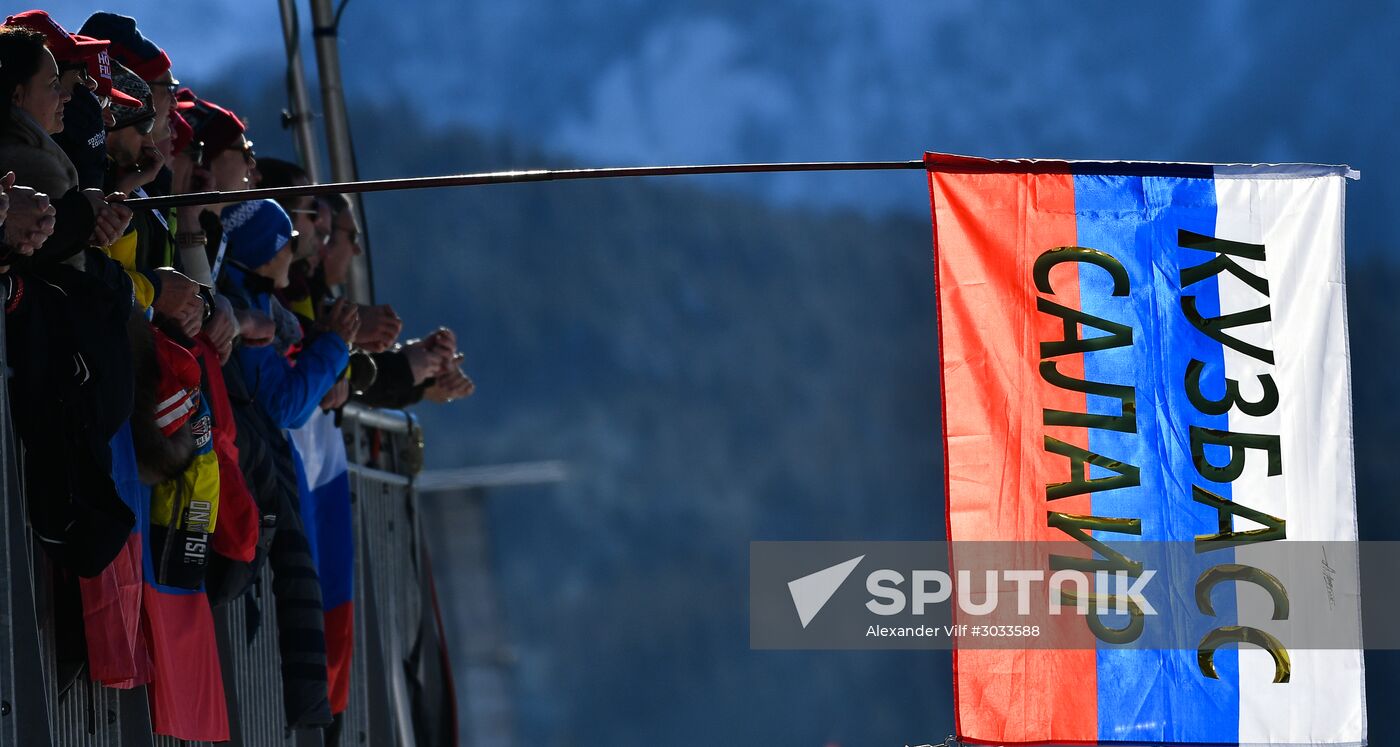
left=927, top=153, right=1098, bottom=744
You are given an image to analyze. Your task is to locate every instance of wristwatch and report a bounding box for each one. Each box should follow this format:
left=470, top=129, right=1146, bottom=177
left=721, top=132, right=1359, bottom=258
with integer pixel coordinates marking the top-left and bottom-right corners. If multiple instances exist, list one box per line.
left=199, top=286, right=216, bottom=323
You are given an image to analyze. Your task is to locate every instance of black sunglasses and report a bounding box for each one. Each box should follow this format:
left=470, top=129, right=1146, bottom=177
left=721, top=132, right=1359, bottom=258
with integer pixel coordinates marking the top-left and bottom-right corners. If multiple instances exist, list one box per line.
left=58, top=62, right=96, bottom=86
left=112, top=115, right=156, bottom=136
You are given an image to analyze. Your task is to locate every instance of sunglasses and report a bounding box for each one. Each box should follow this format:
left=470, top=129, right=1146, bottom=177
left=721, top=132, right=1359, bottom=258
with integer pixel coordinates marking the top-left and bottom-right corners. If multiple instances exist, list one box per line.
left=114, top=115, right=156, bottom=135
left=147, top=74, right=178, bottom=98
left=58, top=62, right=94, bottom=83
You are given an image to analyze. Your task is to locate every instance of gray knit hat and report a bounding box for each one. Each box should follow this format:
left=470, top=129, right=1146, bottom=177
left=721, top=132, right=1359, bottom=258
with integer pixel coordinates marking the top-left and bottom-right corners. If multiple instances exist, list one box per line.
left=107, top=60, right=154, bottom=132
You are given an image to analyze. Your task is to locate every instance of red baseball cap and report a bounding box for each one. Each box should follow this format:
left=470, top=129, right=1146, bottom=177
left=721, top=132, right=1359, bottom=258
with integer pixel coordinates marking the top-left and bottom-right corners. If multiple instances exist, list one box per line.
left=4, top=10, right=107, bottom=63
left=85, top=47, right=144, bottom=109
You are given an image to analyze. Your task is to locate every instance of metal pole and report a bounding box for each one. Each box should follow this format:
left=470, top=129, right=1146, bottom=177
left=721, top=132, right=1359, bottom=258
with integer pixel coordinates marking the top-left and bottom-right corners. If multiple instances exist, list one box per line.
left=421, top=488, right=516, bottom=747
left=0, top=320, right=54, bottom=746
left=125, top=160, right=928, bottom=210
left=277, top=0, right=324, bottom=183
left=308, top=0, right=374, bottom=304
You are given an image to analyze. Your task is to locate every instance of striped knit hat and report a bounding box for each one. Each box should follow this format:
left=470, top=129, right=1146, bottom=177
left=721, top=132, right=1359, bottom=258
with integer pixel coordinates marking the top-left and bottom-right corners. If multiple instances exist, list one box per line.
left=152, top=329, right=201, bottom=437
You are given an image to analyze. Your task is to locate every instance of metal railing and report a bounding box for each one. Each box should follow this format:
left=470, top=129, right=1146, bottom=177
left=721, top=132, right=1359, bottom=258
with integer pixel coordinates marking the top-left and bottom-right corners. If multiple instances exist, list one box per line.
left=0, top=321, right=441, bottom=746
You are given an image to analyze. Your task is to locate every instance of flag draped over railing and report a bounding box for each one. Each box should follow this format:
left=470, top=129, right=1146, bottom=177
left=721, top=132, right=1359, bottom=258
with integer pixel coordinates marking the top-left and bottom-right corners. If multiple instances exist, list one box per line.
left=926, top=152, right=1365, bottom=746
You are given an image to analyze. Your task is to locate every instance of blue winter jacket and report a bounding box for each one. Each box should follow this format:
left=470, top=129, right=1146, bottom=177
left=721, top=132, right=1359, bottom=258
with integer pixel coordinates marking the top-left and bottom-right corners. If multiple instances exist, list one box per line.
left=223, top=263, right=349, bottom=429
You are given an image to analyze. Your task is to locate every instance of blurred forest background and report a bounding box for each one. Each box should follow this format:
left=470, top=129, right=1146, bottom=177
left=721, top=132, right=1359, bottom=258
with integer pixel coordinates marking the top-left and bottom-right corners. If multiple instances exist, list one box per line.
left=38, top=1, right=1400, bottom=743
left=220, top=89, right=1400, bottom=746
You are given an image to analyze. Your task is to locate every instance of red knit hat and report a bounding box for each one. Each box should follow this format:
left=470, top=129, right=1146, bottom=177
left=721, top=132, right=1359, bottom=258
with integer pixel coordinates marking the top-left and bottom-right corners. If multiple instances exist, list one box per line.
left=152, top=330, right=202, bottom=437
left=177, top=90, right=247, bottom=163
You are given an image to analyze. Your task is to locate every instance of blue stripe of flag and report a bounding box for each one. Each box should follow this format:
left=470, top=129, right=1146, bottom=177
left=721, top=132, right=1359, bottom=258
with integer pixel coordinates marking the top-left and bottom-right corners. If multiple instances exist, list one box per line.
left=1072, top=170, right=1240, bottom=744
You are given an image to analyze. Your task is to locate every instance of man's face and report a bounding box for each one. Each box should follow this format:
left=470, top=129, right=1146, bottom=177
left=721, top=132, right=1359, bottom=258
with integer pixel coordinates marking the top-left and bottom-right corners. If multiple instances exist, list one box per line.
left=105, top=123, right=144, bottom=167
left=321, top=209, right=361, bottom=287
left=285, top=194, right=320, bottom=262
left=146, top=70, right=174, bottom=141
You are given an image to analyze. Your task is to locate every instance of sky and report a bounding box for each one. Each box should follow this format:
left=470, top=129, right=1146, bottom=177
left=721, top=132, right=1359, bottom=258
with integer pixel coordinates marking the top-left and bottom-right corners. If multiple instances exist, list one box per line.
left=32, top=1, right=1400, bottom=256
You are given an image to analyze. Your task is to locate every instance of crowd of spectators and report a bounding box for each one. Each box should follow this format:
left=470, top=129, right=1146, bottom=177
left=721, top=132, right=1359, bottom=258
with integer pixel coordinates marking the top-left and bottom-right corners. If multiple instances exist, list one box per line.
left=0, top=9, right=472, bottom=743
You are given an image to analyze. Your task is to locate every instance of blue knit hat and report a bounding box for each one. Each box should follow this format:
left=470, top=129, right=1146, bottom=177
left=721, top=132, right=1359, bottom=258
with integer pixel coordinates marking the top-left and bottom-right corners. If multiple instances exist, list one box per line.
left=222, top=200, right=293, bottom=270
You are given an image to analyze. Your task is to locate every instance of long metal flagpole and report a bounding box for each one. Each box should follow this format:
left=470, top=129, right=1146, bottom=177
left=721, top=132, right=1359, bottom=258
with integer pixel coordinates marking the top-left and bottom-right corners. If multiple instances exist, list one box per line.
left=124, top=159, right=927, bottom=210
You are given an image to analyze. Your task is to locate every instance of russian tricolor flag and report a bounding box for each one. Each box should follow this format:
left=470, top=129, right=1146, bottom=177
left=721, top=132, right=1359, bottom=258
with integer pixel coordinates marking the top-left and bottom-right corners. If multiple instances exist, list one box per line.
left=289, top=407, right=356, bottom=714
left=926, top=153, right=1365, bottom=746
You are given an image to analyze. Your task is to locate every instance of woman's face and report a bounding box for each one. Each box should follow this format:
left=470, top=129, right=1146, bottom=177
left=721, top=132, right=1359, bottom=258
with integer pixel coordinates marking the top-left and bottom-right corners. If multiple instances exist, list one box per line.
left=210, top=135, right=254, bottom=191
left=13, top=49, right=71, bottom=134
left=58, top=66, right=96, bottom=97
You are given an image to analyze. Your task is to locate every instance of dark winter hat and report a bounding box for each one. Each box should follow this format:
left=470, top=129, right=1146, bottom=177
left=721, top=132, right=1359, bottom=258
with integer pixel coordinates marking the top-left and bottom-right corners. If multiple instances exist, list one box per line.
left=78, top=12, right=173, bottom=83
left=223, top=200, right=294, bottom=271
left=107, top=61, right=154, bottom=132
left=177, top=90, right=246, bottom=162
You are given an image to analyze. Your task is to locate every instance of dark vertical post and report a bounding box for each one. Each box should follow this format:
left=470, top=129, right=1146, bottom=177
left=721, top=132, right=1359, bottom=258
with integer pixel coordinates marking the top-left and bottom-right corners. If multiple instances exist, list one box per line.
left=422, top=488, right=516, bottom=747
left=277, top=0, right=325, bottom=183
left=307, top=0, right=374, bottom=304
left=0, top=320, right=54, bottom=746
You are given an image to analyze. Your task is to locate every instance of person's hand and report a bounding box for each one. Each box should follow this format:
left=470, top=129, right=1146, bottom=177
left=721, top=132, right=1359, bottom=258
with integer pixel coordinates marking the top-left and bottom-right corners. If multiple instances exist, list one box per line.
left=100, top=195, right=134, bottom=246
left=320, top=378, right=350, bottom=411
left=203, top=293, right=237, bottom=364
left=3, top=182, right=55, bottom=255
left=235, top=308, right=276, bottom=347
left=84, top=189, right=133, bottom=246
left=402, top=337, right=453, bottom=385
left=171, top=155, right=212, bottom=229
left=170, top=152, right=193, bottom=194
left=423, top=364, right=475, bottom=403
left=320, top=297, right=361, bottom=345
left=422, top=327, right=456, bottom=355
left=150, top=268, right=203, bottom=337
left=114, top=142, right=167, bottom=195
left=353, top=303, right=402, bottom=353
left=417, top=327, right=459, bottom=377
